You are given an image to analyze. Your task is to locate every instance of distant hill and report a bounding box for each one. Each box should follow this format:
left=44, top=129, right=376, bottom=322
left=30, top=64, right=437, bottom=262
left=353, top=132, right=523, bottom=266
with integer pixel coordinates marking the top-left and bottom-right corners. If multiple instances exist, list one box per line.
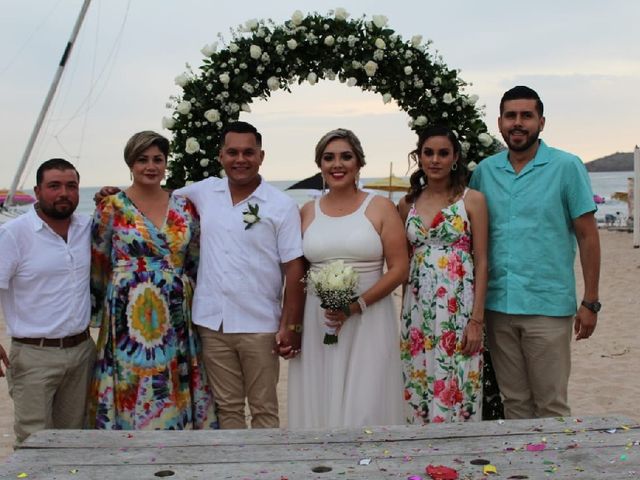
left=585, top=152, right=634, bottom=172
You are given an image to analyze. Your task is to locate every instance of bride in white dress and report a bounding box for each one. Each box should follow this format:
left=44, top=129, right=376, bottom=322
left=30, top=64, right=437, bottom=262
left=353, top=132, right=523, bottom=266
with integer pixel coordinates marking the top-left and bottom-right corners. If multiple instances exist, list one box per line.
left=288, top=129, right=408, bottom=429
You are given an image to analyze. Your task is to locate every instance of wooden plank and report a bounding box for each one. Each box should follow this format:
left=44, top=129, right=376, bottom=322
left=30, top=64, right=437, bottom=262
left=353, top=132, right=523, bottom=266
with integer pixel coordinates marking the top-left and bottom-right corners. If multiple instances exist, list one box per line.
left=4, top=426, right=638, bottom=466
left=0, top=446, right=638, bottom=480
left=18, top=415, right=638, bottom=449
left=1, top=416, right=637, bottom=480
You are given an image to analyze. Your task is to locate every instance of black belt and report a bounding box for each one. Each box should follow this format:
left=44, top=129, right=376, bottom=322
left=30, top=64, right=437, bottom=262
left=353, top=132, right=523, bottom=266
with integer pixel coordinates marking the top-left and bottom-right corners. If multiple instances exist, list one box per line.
left=12, top=328, right=90, bottom=348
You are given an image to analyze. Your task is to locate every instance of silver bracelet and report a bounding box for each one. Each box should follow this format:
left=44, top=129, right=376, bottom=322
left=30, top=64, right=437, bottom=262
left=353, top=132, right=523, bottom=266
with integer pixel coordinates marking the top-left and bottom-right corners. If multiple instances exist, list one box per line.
left=357, top=296, right=367, bottom=313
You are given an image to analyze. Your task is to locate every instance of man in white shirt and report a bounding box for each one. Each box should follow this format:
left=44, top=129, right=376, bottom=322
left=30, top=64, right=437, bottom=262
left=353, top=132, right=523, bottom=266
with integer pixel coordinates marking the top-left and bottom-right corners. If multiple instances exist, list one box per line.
left=177, top=121, right=305, bottom=429
left=0, top=159, right=96, bottom=444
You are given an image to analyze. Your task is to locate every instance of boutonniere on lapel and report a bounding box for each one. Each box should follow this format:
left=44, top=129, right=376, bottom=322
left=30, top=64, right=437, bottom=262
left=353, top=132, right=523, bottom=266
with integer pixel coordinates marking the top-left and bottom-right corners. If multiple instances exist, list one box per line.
left=242, top=203, right=261, bottom=230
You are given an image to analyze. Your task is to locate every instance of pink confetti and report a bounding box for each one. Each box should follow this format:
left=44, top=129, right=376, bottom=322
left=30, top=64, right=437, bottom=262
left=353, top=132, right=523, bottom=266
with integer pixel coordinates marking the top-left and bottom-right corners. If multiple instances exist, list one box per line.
left=526, top=443, right=546, bottom=452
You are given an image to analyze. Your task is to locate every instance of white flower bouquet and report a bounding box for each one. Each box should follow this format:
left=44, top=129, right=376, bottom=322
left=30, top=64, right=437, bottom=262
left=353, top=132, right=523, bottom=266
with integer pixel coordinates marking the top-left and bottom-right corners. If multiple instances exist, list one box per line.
left=307, top=260, right=359, bottom=345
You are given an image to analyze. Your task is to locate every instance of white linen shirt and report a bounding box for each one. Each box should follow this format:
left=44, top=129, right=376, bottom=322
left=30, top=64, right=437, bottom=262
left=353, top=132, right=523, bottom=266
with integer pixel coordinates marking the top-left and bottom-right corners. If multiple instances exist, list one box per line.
left=176, top=177, right=303, bottom=333
left=0, top=206, right=91, bottom=338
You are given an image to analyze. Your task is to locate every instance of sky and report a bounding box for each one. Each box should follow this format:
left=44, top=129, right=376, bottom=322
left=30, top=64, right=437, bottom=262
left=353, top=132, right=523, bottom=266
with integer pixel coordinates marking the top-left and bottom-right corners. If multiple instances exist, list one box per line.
left=1, top=0, right=639, bottom=188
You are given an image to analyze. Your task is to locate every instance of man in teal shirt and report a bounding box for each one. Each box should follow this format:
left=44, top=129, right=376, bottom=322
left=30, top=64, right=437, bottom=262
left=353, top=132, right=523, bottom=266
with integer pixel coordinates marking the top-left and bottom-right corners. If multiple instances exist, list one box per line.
left=470, top=86, right=601, bottom=419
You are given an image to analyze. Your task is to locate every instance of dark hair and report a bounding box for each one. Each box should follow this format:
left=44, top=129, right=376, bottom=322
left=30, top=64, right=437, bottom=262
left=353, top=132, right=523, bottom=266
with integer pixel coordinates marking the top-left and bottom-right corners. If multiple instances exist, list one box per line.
left=220, top=121, right=262, bottom=147
left=405, top=125, right=465, bottom=203
left=314, top=128, right=366, bottom=168
left=500, top=86, right=544, bottom=116
left=36, top=158, right=79, bottom=185
left=123, top=131, right=170, bottom=168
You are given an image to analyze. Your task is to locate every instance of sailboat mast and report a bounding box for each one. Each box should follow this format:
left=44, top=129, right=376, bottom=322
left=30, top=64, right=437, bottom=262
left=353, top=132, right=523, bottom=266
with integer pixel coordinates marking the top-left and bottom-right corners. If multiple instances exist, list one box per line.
left=5, top=0, right=92, bottom=207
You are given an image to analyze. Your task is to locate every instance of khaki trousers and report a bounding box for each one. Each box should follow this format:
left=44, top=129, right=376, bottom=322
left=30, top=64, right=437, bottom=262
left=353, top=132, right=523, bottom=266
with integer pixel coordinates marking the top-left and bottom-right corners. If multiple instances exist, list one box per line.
left=486, top=311, right=572, bottom=419
left=6, top=337, right=96, bottom=444
left=197, top=326, right=279, bottom=429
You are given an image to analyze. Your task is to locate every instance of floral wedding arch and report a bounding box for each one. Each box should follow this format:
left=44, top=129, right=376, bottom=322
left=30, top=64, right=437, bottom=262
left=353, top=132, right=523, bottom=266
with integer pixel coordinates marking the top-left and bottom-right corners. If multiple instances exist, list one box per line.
left=162, top=9, right=498, bottom=188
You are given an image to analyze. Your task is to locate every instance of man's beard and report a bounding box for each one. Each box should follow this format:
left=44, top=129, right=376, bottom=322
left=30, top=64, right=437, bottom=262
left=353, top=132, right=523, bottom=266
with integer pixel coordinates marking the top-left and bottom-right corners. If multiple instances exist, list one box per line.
left=37, top=200, right=76, bottom=219
left=503, top=128, right=541, bottom=152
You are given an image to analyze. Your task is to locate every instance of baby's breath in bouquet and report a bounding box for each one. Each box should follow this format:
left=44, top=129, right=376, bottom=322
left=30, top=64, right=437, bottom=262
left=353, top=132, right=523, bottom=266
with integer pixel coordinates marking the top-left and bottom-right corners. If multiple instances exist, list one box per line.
left=307, top=260, right=359, bottom=345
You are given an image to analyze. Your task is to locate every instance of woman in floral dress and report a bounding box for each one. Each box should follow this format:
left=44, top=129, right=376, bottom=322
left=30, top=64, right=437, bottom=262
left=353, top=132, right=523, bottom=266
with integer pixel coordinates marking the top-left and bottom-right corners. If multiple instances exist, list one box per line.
left=87, top=131, right=216, bottom=430
left=398, top=125, right=491, bottom=423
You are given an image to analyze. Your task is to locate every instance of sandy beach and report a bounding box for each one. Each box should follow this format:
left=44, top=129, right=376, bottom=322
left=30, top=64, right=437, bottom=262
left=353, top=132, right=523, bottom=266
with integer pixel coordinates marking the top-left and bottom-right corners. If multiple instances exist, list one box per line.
left=1, top=229, right=639, bottom=461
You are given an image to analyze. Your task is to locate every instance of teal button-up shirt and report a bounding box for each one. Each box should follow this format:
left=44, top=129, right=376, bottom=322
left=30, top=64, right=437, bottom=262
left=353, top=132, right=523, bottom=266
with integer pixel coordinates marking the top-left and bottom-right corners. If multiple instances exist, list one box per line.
left=469, top=140, right=596, bottom=316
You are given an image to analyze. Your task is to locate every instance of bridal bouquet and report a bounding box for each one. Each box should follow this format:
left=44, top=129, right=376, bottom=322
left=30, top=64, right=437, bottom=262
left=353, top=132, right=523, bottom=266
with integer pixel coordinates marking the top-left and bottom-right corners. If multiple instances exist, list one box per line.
left=307, top=260, right=359, bottom=345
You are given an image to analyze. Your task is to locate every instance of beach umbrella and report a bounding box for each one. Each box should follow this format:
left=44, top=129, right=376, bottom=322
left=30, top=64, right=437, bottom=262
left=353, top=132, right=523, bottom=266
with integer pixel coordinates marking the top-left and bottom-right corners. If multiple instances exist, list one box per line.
left=362, top=162, right=410, bottom=198
left=0, top=189, right=35, bottom=205
left=286, top=172, right=323, bottom=191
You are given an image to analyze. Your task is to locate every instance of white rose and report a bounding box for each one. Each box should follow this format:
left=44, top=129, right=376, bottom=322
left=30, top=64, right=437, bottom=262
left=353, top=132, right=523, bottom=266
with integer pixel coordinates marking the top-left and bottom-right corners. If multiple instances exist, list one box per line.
left=404, top=50, right=413, bottom=59
left=203, top=171, right=209, bottom=177
left=185, top=137, right=200, bottom=154
left=242, top=83, right=254, bottom=93
left=241, top=103, right=251, bottom=112
left=219, top=169, right=226, bottom=178
left=307, top=72, right=318, bottom=85
left=347, top=35, right=357, bottom=47
left=404, top=66, right=413, bottom=75
left=229, top=43, right=239, bottom=53
left=414, top=116, right=427, bottom=127
left=411, top=35, right=423, bottom=47
left=467, top=94, right=479, bottom=105
left=335, top=7, right=349, bottom=20
left=287, top=39, right=298, bottom=50
left=200, top=42, right=218, bottom=57
left=291, top=10, right=304, bottom=25
left=347, top=77, right=357, bottom=87
left=267, top=76, right=279, bottom=91
left=363, top=60, right=378, bottom=77
left=382, top=93, right=392, bottom=104
left=176, top=101, right=191, bottom=115
left=466, top=160, right=478, bottom=172
left=351, top=60, right=361, bottom=69
left=461, top=142, right=471, bottom=154
left=275, top=44, right=285, bottom=55
left=200, top=158, right=210, bottom=167
left=443, top=93, right=455, bottom=104
left=245, top=18, right=259, bottom=31
left=374, top=38, right=386, bottom=49
left=229, top=103, right=240, bottom=113
left=204, top=109, right=220, bottom=123
left=324, top=69, right=336, bottom=80
left=174, top=73, right=188, bottom=87
left=442, top=112, right=448, bottom=118
left=372, top=15, right=388, bottom=28
left=434, top=76, right=442, bottom=85
left=161, top=117, right=175, bottom=129
left=243, top=213, right=257, bottom=224
left=373, top=49, right=384, bottom=61
left=219, top=73, right=230, bottom=85
left=478, top=132, right=493, bottom=147
left=261, top=52, right=270, bottom=63
left=250, top=45, right=262, bottom=59
left=324, top=35, right=335, bottom=47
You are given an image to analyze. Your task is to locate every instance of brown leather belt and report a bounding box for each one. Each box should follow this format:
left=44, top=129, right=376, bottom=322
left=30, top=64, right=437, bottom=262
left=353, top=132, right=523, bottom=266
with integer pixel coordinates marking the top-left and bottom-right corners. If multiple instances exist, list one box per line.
left=12, top=328, right=90, bottom=348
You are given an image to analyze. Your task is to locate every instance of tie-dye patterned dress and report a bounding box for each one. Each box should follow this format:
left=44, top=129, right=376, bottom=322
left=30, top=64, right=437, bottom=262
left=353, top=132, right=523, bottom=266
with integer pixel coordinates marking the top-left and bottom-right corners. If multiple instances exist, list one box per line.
left=400, top=192, right=483, bottom=423
left=87, top=192, right=216, bottom=430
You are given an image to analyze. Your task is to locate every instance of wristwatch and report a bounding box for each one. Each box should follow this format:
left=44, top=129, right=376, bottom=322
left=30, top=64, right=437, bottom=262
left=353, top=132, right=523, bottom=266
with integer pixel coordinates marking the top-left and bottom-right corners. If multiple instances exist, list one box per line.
left=581, top=300, right=601, bottom=313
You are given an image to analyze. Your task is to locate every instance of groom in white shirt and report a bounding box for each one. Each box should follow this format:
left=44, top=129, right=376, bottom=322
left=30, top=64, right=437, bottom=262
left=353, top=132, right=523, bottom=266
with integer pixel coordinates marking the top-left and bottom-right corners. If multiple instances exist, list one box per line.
left=177, top=121, right=305, bottom=429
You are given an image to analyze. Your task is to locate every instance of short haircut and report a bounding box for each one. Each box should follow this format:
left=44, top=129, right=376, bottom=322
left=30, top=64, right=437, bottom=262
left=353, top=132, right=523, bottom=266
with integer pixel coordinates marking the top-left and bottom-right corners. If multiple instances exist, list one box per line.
left=500, top=86, right=544, bottom=116
left=123, top=131, right=170, bottom=168
left=314, top=128, right=366, bottom=168
left=36, top=158, right=79, bottom=185
left=220, top=121, right=262, bottom=147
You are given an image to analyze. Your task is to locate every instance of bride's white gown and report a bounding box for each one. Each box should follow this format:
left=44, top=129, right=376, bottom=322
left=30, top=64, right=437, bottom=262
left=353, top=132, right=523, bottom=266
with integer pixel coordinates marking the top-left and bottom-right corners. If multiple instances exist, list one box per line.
left=288, top=194, right=404, bottom=428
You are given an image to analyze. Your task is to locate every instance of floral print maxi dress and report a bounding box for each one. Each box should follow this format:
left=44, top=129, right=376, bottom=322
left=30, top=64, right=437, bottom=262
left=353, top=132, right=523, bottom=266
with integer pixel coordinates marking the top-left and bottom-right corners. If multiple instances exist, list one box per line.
left=401, top=195, right=483, bottom=423
left=87, top=192, right=216, bottom=430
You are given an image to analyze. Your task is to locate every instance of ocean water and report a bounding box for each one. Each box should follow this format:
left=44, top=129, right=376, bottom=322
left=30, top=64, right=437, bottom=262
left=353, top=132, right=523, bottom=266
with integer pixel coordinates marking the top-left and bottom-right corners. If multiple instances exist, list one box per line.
left=75, top=171, right=634, bottom=220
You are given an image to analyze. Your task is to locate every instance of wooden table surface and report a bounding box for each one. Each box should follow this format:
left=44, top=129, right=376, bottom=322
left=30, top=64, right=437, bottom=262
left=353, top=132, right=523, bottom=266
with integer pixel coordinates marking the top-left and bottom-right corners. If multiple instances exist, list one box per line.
left=1, top=415, right=638, bottom=479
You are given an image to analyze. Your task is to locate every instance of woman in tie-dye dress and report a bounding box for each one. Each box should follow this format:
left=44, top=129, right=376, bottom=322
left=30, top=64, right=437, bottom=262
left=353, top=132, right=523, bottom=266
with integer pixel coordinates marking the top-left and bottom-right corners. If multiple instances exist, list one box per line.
left=87, top=131, right=216, bottom=430
left=398, top=126, right=498, bottom=423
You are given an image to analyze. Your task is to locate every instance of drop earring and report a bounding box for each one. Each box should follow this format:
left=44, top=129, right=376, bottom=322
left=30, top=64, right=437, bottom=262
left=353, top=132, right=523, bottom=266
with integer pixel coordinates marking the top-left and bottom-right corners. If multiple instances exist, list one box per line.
left=322, top=175, right=326, bottom=195
left=451, top=162, right=458, bottom=171
left=355, top=172, right=360, bottom=190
